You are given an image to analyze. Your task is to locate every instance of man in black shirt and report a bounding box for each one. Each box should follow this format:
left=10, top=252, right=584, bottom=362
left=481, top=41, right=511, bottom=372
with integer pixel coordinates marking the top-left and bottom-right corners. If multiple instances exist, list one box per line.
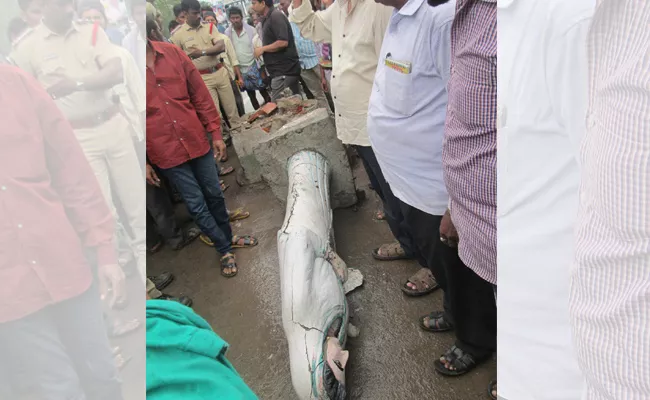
left=251, top=0, right=302, bottom=101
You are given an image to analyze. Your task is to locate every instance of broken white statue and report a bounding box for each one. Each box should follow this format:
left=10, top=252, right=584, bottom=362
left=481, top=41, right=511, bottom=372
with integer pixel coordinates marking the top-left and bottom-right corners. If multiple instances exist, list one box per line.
left=278, top=150, right=362, bottom=400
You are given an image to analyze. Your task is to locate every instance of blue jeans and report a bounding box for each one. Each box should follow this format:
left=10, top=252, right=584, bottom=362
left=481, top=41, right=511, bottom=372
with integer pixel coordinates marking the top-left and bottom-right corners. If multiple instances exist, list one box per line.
left=160, top=149, right=233, bottom=255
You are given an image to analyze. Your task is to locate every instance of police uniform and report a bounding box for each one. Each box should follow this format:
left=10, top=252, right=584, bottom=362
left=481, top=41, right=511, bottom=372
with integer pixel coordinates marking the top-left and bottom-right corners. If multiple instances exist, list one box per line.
left=171, top=22, right=242, bottom=131
left=10, top=21, right=147, bottom=282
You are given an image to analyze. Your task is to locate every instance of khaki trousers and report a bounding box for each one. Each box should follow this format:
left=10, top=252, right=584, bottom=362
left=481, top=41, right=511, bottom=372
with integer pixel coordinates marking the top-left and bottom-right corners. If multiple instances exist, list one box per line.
left=74, top=114, right=147, bottom=284
left=147, top=278, right=162, bottom=298
left=202, top=67, right=241, bottom=131
left=301, top=65, right=328, bottom=109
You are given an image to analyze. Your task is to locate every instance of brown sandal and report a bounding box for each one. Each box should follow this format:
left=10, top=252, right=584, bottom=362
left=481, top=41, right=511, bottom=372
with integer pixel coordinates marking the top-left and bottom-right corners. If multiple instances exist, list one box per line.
left=372, top=242, right=410, bottom=261
left=401, top=268, right=439, bottom=296
left=221, top=253, right=238, bottom=277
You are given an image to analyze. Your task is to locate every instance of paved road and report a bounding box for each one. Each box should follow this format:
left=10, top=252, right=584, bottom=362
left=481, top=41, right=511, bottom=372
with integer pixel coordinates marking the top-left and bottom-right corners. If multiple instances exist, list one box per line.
left=146, top=147, right=495, bottom=399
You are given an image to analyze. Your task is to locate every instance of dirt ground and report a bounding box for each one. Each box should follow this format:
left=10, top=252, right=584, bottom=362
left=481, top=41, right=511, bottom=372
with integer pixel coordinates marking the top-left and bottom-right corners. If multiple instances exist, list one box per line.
left=144, top=150, right=495, bottom=400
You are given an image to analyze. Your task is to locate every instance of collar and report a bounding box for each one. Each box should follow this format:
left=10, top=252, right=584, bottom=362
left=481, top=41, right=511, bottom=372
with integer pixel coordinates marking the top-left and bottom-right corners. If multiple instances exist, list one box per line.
left=40, top=20, right=81, bottom=39
left=148, top=39, right=167, bottom=56
left=185, top=22, right=205, bottom=31
left=339, top=0, right=366, bottom=13
left=397, top=0, right=425, bottom=17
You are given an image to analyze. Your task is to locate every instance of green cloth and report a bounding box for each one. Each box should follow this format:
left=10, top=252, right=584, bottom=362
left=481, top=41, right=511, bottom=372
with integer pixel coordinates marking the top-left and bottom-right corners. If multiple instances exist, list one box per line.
left=146, top=300, right=258, bottom=400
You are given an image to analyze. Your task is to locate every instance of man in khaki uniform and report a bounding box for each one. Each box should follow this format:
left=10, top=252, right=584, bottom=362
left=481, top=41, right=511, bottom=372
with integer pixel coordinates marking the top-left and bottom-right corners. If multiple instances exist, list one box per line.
left=172, top=0, right=244, bottom=133
left=10, top=4, right=147, bottom=284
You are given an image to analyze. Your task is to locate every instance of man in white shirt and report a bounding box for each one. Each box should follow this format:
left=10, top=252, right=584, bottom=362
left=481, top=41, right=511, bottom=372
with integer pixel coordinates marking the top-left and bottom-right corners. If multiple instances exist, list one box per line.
left=497, top=0, right=594, bottom=398
left=289, top=0, right=419, bottom=265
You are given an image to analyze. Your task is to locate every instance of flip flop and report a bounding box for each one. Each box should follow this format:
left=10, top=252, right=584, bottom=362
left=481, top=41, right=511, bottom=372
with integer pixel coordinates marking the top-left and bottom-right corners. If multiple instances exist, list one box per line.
left=219, top=165, right=235, bottom=176
left=229, top=208, right=251, bottom=222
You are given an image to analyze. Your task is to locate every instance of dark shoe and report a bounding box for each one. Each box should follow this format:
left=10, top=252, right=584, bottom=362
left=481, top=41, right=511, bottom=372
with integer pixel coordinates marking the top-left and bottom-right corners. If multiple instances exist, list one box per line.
left=148, top=272, right=175, bottom=291
left=159, top=293, right=193, bottom=307
left=169, top=227, right=201, bottom=251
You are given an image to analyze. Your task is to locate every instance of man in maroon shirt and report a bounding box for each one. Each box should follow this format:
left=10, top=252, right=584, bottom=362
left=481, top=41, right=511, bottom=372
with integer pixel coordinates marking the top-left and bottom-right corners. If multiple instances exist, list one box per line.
left=0, top=65, right=124, bottom=398
left=146, top=20, right=258, bottom=277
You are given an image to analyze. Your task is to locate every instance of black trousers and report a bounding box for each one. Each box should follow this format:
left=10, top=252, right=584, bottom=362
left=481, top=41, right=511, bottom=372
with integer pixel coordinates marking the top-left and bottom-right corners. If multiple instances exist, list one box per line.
left=146, top=173, right=184, bottom=249
left=399, top=198, right=497, bottom=359
left=353, top=145, right=416, bottom=259
left=245, top=88, right=272, bottom=110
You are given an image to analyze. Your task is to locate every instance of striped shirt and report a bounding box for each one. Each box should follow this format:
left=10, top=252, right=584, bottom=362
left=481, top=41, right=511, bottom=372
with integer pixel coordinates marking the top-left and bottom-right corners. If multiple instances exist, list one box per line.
left=289, top=21, right=320, bottom=70
left=569, top=1, right=650, bottom=399
left=442, top=0, right=497, bottom=284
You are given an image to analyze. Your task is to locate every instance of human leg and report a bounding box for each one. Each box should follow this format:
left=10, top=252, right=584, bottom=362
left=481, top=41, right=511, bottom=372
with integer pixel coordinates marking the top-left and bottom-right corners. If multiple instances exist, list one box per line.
left=0, top=306, right=87, bottom=399
left=215, top=69, right=241, bottom=132
left=160, top=158, right=232, bottom=256
left=353, top=145, right=417, bottom=259
left=246, top=89, right=261, bottom=110
left=189, top=150, right=233, bottom=249
left=301, top=65, right=327, bottom=107
left=146, top=180, right=183, bottom=246
left=53, top=285, right=124, bottom=400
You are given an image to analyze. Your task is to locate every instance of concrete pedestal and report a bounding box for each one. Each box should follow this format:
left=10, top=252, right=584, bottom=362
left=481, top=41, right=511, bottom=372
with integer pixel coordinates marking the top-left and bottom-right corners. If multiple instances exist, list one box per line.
left=232, top=107, right=357, bottom=209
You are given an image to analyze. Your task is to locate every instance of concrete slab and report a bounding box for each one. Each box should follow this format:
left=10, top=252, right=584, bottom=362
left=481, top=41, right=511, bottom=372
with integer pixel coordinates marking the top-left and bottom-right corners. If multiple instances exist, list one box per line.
left=253, top=108, right=358, bottom=209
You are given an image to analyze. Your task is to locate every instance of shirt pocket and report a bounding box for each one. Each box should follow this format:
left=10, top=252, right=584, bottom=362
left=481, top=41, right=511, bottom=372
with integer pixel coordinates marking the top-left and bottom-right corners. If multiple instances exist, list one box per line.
left=382, top=67, right=414, bottom=117
left=38, top=57, right=65, bottom=81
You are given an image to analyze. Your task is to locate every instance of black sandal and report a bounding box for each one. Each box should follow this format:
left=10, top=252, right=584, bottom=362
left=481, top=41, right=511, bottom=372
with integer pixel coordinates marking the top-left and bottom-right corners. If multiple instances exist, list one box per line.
left=488, top=379, right=497, bottom=400
left=220, top=253, right=238, bottom=278
left=434, top=345, right=486, bottom=377
left=419, top=311, right=453, bottom=332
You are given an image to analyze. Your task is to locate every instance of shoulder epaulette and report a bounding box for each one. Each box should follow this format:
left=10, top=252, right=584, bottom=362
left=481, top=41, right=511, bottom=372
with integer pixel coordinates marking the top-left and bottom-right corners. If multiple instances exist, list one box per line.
left=11, top=27, right=35, bottom=48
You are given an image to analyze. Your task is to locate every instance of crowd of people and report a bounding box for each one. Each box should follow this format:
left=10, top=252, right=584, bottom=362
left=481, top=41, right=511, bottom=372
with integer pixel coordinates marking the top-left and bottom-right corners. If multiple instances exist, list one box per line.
left=0, top=0, right=647, bottom=398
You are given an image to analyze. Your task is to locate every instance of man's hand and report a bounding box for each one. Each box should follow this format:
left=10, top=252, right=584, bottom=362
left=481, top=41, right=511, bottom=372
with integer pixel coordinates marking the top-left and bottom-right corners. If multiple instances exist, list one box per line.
left=440, top=209, right=459, bottom=248
left=47, top=77, right=78, bottom=99
left=146, top=164, right=161, bottom=187
left=212, top=139, right=227, bottom=161
left=321, top=75, right=329, bottom=92
left=98, top=263, right=126, bottom=309
left=254, top=47, right=265, bottom=59
left=236, top=78, right=244, bottom=89
left=188, top=47, right=204, bottom=59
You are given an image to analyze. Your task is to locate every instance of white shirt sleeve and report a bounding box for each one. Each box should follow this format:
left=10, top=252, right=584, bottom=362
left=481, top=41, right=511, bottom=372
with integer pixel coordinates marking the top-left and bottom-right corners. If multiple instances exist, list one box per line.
left=546, top=18, right=591, bottom=160
left=433, top=19, right=453, bottom=84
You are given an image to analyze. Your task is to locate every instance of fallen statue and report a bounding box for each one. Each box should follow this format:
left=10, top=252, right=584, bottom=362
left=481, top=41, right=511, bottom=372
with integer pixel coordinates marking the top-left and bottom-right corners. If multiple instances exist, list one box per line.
left=278, top=151, right=362, bottom=400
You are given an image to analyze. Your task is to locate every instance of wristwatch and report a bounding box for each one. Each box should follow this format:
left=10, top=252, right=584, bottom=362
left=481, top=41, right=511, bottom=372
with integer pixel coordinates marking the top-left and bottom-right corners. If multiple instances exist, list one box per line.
left=202, top=50, right=207, bottom=57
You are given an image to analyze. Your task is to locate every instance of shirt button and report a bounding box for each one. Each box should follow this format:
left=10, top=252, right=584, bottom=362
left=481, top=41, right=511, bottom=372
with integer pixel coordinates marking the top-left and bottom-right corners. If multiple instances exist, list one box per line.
left=342, top=34, right=346, bottom=38
left=338, top=113, right=341, bottom=117
left=173, top=120, right=177, bottom=123
left=180, top=138, right=184, bottom=141
left=157, top=84, right=161, bottom=87
left=1, top=185, right=6, bottom=191
left=31, top=260, right=37, bottom=265
left=165, top=101, right=169, bottom=105
left=17, top=224, right=23, bottom=228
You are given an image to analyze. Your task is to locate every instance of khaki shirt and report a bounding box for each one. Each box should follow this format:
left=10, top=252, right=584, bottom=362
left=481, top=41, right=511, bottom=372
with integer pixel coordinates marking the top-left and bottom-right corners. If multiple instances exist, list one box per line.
left=10, top=21, right=121, bottom=121
left=170, top=23, right=240, bottom=80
